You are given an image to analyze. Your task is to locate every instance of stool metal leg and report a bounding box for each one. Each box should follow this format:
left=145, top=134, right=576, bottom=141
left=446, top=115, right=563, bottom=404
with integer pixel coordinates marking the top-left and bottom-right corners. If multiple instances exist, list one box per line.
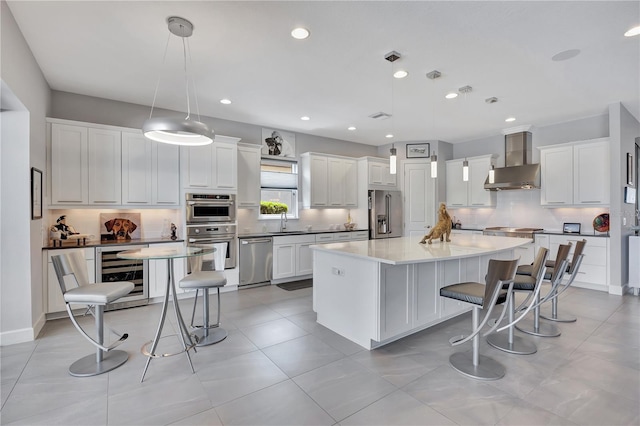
left=192, top=288, right=228, bottom=347
left=449, top=307, right=506, bottom=381
left=487, top=293, right=537, bottom=355
left=69, top=305, right=128, bottom=377
left=539, top=289, right=577, bottom=322
left=515, top=291, right=561, bottom=337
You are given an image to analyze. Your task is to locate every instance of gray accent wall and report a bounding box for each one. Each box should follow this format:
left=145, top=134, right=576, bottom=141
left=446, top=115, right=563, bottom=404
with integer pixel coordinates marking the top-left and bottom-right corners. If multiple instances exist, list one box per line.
left=1, top=0, right=52, bottom=344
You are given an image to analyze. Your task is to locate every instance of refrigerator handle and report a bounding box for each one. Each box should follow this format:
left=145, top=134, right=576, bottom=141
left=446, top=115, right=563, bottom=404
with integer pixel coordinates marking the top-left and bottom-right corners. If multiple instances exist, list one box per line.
left=385, top=193, right=391, bottom=234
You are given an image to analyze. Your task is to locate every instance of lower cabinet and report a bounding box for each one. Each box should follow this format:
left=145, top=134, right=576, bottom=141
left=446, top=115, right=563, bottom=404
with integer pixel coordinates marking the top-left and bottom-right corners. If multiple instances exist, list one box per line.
left=44, top=248, right=95, bottom=314
left=148, top=242, right=186, bottom=298
left=272, top=234, right=316, bottom=281
left=535, top=234, right=609, bottom=291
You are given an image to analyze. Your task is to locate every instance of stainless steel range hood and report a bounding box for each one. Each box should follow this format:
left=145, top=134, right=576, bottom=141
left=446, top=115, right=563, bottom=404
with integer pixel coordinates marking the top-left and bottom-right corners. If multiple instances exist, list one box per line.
left=484, top=131, right=540, bottom=191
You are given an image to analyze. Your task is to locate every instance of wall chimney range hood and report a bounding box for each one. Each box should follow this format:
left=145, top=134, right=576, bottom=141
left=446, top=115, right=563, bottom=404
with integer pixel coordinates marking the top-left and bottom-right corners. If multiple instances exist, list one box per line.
left=484, top=130, right=540, bottom=191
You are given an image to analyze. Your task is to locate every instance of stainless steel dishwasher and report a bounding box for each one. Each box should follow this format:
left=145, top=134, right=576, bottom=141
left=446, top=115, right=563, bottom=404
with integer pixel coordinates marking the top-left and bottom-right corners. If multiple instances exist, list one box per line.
left=239, top=237, right=273, bottom=287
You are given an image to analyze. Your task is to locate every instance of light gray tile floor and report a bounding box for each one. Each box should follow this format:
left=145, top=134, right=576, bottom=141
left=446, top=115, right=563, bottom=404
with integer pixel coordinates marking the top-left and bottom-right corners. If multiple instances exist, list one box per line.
left=1, top=284, right=639, bottom=425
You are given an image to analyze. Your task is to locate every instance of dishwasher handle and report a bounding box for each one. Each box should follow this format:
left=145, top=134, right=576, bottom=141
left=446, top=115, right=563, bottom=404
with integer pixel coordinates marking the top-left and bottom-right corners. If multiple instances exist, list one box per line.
left=241, top=238, right=273, bottom=245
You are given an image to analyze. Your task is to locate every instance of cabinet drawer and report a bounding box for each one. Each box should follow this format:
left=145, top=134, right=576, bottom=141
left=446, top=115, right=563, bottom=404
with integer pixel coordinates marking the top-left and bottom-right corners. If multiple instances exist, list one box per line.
left=333, top=233, right=351, bottom=241
left=273, top=234, right=315, bottom=245
left=47, top=247, right=94, bottom=262
left=315, top=234, right=335, bottom=243
left=351, top=231, right=369, bottom=241
left=573, top=264, right=607, bottom=284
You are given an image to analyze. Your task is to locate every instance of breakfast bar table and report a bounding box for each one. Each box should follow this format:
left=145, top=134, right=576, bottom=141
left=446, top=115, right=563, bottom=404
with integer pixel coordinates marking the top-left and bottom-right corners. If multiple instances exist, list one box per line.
left=117, top=245, right=214, bottom=382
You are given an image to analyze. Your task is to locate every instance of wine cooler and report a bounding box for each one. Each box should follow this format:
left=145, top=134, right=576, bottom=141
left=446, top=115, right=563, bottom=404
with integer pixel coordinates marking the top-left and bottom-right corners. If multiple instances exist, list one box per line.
left=95, top=245, right=149, bottom=310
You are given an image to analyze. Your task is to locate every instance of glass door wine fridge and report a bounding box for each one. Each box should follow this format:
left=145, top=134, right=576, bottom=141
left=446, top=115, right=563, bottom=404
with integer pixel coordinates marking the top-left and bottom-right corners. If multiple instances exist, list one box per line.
left=95, top=245, right=149, bottom=310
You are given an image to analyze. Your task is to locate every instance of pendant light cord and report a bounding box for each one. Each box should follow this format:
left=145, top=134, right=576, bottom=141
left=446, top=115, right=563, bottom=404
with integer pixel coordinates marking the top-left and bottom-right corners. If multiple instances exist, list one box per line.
left=182, top=33, right=191, bottom=120
left=148, top=32, right=172, bottom=119
left=186, top=37, right=203, bottom=122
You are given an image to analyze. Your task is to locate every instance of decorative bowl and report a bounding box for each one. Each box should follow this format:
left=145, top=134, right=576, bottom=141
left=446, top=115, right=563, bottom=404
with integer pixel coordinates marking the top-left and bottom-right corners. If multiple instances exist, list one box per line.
left=344, top=223, right=356, bottom=231
left=593, top=213, right=609, bottom=232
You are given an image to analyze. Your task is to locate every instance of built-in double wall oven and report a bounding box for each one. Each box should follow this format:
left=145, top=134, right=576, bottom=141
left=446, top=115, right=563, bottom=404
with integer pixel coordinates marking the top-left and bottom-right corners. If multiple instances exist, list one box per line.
left=185, top=194, right=237, bottom=270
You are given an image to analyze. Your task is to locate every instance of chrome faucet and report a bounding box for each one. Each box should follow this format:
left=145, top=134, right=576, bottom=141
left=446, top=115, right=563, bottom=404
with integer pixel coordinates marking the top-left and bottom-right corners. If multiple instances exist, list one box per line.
left=280, top=212, right=288, bottom=232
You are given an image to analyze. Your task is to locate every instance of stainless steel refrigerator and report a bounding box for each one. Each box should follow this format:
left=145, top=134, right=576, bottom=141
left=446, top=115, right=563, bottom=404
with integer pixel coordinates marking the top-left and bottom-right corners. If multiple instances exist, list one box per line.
left=368, top=190, right=403, bottom=239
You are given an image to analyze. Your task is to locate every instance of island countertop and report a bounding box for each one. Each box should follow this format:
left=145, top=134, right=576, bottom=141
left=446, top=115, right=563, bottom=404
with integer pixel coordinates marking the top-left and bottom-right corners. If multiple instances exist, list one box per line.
left=310, top=234, right=531, bottom=265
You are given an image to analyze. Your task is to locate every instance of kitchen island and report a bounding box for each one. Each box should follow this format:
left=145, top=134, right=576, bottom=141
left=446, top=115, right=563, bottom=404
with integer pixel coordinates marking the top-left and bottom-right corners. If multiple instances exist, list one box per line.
left=311, top=234, right=530, bottom=349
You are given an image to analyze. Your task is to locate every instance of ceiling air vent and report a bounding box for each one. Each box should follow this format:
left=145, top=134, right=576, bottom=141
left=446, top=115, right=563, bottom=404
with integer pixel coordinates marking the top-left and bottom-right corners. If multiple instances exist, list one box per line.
left=369, top=112, right=392, bottom=120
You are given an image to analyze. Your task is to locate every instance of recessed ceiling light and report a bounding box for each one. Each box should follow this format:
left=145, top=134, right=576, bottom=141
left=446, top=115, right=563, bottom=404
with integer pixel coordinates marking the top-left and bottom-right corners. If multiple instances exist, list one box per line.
left=625, top=25, right=640, bottom=37
left=301, top=116, right=310, bottom=121
left=445, top=92, right=458, bottom=99
left=393, top=70, right=408, bottom=79
left=348, top=126, right=356, bottom=131
left=551, top=49, right=581, bottom=61
left=386, top=133, right=394, bottom=138
left=505, top=117, right=516, bottom=122
left=220, top=98, right=231, bottom=105
left=291, top=27, right=310, bottom=39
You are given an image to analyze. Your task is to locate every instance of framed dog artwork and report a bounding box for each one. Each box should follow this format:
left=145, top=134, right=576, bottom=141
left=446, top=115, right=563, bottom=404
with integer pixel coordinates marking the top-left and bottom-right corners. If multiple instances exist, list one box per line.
left=100, top=213, right=141, bottom=241
left=261, top=128, right=296, bottom=158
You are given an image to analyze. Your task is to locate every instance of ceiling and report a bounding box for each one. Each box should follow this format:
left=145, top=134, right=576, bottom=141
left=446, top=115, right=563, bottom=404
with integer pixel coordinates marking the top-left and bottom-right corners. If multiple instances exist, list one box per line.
left=7, top=1, right=640, bottom=146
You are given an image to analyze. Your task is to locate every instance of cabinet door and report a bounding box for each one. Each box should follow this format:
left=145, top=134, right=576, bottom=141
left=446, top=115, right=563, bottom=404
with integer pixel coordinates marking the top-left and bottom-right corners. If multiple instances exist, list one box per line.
left=296, top=243, right=314, bottom=276
left=273, top=244, right=296, bottom=279
left=149, top=243, right=187, bottom=298
left=214, top=143, right=237, bottom=190
left=574, top=141, right=609, bottom=205
left=88, top=128, right=121, bottom=204
left=445, top=160, right=467, bottom=207
left=540, top=146, right=573, bottom=205
left=343, top=159, right=358, bottom=206
left=310, top=156, right=328, bottom=207
left=51, top=124, right=88, bottom=204
left=237, top=145, right=261, bottom=208
left=468, top=157, right=495, bottom=207
left=182, top=145, right=213, bottom=188
left=414, top=262, right=439, bottom=326
left=368, top=163, right=384, bottom=185
left=379, top=264, right=412, bottom=340
left=121, top=131, right=152, bottom=205
left=153, top=143, right=180, bottom=205
left=327, top=157, right=345, bottom=206
left=383, top=164, right=397, bottom=187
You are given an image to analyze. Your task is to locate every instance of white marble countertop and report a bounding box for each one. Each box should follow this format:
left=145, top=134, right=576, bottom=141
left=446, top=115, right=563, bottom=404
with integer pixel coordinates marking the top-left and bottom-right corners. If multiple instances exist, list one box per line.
left=311, top=234, right=531, bottom=265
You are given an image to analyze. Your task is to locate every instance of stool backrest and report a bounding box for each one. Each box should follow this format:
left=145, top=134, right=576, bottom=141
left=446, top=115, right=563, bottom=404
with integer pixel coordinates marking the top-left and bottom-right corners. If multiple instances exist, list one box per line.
left=568, top=239, right=587, bottom=274
left=51, top=251, right=90, bottom=295
left=550, top=243, right=572, bottom=283
left=531, top=247, right=549, bottom=282
left=483, top=258, right=519, bottom=309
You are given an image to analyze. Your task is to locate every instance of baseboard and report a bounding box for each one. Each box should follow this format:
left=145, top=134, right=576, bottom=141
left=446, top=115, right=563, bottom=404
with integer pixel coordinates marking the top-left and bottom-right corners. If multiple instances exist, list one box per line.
left=608, top=284, right=625, bottom=296
left=0, top=327, right=36, bottom=346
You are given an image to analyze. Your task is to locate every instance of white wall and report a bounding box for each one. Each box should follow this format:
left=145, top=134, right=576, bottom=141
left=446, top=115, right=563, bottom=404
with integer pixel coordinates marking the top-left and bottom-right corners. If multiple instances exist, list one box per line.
left=1, top=0, right=52, bottom=345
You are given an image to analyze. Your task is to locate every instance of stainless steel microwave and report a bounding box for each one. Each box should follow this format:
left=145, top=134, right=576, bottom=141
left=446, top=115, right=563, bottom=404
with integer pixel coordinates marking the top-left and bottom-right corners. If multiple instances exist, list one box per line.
left=185, top=193, right=236, bottom=224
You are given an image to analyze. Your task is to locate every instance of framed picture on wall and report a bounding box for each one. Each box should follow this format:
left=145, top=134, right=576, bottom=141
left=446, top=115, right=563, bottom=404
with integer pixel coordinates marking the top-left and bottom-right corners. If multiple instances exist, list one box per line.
left=31, top=167, right=43, bottom=220
left=406, top=143, right=430, bottom=158
left=261, top=128, right=296, bottom=158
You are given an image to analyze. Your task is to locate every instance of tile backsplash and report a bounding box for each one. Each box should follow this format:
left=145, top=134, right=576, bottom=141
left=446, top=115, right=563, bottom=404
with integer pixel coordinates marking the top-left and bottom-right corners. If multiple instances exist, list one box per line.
left=449, top=190, right=609, bottom=233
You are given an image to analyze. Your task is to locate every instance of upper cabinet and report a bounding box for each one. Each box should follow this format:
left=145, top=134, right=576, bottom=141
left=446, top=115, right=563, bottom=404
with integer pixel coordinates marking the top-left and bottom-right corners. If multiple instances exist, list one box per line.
left=301, top=152, right=357, bottom=208
left=445, top=155, right=496, bottom=208
left=236, top=144, right=261, bottom=208
left=539, top=138, right=609, bottom=207
left=49, top=119, right=180, bottom=207
left=366, top=158, right=397, bottom=188
left=181, top=135, right=239, bottom=191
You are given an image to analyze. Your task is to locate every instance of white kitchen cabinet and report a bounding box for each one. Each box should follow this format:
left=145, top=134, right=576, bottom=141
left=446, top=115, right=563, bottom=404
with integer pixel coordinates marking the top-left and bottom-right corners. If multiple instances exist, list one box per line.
left=536, top=234, right=609, bottom=291
left=121, top=131, right=180, bottom=206
left=44, top=248, right=95, bottom=314
left=301, top=153, right=357, bottom=208
left=88, top=128, right=122, bottom=205
left=379, top=263, right=413, bottom=340
left=445, top=155, right=496, bottom=208
left=51, top=123, right=88, bottom=205
left=367, top=159, right=397, bottom=188
left=148, top=243, right=186, bottom=298
left=237, top=144, right=261, bottom=208
left=350, top=230, right=369, bottom=241
left=573, top=140, right=610, bottom=205
left=272, top=234, right=316, bottom=281
left=539, top=138, right=609, bottom=207
left=514, top=240, right=535, bottom=265
left=181, top=136, right=240, bottom=191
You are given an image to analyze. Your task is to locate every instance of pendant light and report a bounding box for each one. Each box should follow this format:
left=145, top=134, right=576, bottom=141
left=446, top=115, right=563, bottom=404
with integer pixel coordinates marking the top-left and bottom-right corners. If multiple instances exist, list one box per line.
left=462, top=158, right=469, bottom=181
left=431, top=153, right=438, bottom=178
left=488, top=164, right=496, bottom=184
left=143, top=17, right=214, bottom=146
left=389, top=145, right=397, bottom=174
left=385, top=51, right=400, bottom=174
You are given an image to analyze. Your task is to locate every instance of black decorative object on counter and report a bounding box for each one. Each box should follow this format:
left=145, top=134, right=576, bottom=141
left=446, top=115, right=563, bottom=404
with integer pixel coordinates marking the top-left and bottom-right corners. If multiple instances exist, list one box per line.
left=170, top=223, right=177, bottom=240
